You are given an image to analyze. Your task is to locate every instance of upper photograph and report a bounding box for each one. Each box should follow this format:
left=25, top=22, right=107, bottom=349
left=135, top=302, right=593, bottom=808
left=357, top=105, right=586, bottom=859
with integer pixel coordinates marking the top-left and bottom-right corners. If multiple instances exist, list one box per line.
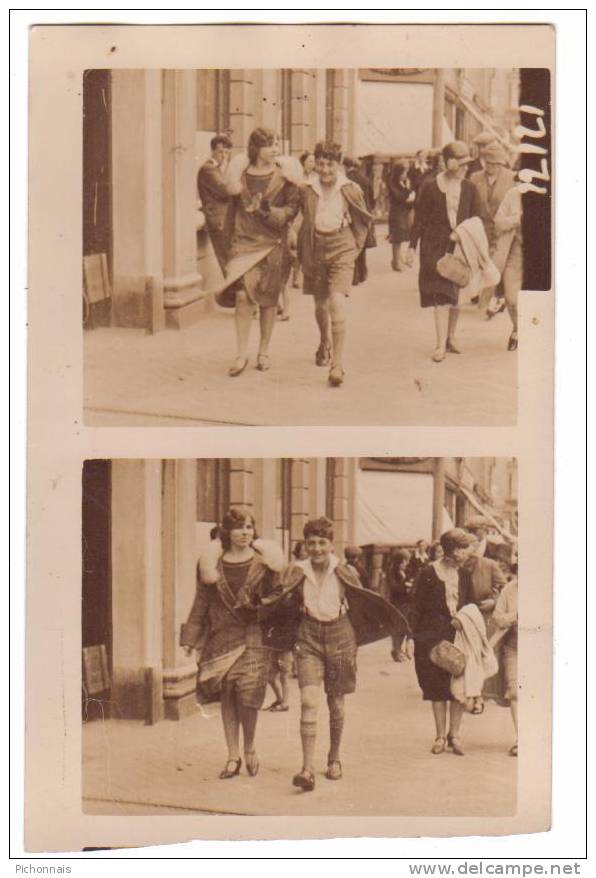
left=83, top=66, right=550, bottom=426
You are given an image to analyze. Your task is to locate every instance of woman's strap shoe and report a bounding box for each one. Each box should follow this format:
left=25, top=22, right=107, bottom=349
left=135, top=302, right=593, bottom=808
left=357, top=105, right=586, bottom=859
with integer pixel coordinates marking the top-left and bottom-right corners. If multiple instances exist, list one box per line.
left=228, top=358, right=248, bottom=378
left=245, top=751, right=260, bottom=777
left=256, top=353, right=271, bottom=372
left=219, top=757, right=242, bottom=779
left=447, top=734, right=465, bottom=756
left=431, top=737, right=446, bottom=754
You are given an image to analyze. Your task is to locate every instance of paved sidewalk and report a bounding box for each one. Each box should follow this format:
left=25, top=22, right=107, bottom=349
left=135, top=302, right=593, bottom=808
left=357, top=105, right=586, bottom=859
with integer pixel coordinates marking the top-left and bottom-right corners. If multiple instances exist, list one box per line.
left=84, top=234, right=517, bottom=426
left=83, top=640, right=517, bottom=817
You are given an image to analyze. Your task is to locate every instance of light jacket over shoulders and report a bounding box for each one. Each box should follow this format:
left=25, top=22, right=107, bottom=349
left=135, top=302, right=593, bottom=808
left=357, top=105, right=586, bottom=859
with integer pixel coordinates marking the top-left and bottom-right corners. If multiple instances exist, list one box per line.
left=451, top=603, right=498, bottom=703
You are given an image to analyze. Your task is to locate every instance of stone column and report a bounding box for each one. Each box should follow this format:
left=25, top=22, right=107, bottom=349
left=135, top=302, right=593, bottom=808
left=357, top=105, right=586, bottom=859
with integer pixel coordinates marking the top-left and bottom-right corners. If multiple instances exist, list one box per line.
left=110, top=460, right=164, bottom=722
left=110, top=70, right=165, bottom=330
left=432, top=69, right=446, bottom=148
left=228, top=70, right=256, bottom=150
left=161, top=460, right=198, bottom=720
left=432, top=458, right=446, bottom=540
left=332, top=458, right=351, bottom=556
left=161, top=70, right=205, bottom=322
left=330, top=69, right=350, bottom=150
left=290, top=70, right=316, bottom=155
left=290, top=459, right=311, bottom=546
left=229, top=459, right=255, bottom=507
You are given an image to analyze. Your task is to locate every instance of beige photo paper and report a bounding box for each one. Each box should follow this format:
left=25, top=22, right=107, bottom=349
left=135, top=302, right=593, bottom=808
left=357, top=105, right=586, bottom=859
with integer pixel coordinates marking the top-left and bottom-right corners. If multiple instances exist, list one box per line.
left=26, top=22, right=554, bottom=852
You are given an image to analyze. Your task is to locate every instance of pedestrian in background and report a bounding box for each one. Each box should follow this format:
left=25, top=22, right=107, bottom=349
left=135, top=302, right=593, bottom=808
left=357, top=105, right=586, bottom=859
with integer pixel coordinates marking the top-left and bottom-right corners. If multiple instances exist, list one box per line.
left=463, top=527, right=507, bottom=626
left=409, top=150, right=430, bottom=195
left=298, top=141, right=372, bottom=388
left=180, top=507, right=285, bottom=780
left=403, top=528, right=478, bottom=756
left=344, top=544, right=370, bottom=589
left=491, top=576, right=518, bottom=756
left=407, top=141, right=486, bottom=363
left=406, top=538, right=430, bottom=582
left=222, top=127, right=301, bottom=377
left=387, top=548, right=414, bottom=661
left=343, top=156, right=376, bottom=285
left=428, top=540, right=444, bottom=562
left=197, top=134, right=233, bottom=272
left=287, top=151, right=318, bottom=292
left=387, top=162, right=416, bottom=271
left=471, top=143, right=522, bottom=351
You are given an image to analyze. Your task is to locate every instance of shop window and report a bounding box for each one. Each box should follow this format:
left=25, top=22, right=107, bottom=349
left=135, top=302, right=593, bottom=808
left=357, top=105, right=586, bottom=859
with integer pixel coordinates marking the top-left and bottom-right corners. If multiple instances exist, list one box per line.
left=196, top=459, right=230, bottom=523
left=197, top=69, right=230, bottom=133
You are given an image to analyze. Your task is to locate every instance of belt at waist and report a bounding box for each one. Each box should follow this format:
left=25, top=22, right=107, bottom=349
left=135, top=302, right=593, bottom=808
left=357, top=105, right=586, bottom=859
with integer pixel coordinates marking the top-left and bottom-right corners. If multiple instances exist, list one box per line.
left=303, top=606, right=348, bottom=625
left=314, top=225, right=352, bottom=237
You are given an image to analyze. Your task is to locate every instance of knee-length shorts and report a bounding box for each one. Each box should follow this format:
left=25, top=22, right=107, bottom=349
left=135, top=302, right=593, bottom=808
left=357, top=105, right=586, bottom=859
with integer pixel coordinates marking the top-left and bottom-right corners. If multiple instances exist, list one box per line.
left=303, top=227, right=357, bottom=301
left=295, top=614, right=357, bottom=697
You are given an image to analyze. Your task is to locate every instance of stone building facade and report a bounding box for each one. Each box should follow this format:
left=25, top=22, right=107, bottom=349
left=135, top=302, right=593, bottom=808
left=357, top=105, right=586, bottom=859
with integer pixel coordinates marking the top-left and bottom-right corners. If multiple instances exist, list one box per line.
left=82, top=456, right=516, bottom=725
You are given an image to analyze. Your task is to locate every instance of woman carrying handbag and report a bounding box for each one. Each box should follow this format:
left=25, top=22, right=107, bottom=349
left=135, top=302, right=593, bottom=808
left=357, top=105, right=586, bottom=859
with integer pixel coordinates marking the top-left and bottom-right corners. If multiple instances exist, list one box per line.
left=402, top=528, right=478, bottom=756
left=407, top=141, right=487, bottom=362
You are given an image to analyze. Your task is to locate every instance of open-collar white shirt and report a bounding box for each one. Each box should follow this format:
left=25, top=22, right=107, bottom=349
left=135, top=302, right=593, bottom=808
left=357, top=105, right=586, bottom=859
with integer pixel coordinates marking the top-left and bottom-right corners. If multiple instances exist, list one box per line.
left=296, top=554, right=345, bottom=621
left=308, top=171, right=351, bottom=233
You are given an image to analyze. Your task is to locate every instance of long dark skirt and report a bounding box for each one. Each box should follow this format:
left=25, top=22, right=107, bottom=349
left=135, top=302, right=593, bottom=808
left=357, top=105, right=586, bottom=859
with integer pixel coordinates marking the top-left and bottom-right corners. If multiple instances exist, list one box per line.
left=414, top=636, right=455, bottom=702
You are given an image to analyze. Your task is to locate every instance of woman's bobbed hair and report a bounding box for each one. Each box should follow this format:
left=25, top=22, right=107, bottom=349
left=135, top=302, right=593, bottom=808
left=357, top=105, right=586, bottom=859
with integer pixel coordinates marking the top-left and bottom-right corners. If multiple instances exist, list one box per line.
left=247, top=127, right=277, bottom=165
left=439, top=528, right=476, bottom=559
left=219, top=506, right=258, bottom=550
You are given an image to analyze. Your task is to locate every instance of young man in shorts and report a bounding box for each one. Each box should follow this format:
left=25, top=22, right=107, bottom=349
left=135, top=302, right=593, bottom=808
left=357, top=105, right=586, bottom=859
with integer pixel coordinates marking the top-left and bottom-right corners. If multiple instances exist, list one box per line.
left=298, top=142, right=372, bottom=387
left=276, top=517, right=358, bottom=789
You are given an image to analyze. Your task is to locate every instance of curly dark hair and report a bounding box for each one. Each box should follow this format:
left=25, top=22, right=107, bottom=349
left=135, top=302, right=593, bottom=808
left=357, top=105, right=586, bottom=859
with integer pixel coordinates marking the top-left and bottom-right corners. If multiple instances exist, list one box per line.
left=314, top=140, right=342, bottom=163
left=440, top=528, right=476, bottom=560
left=247, top=127, right=278, bottom=165
left=219, top=506, right=258, bottom=550
left=210, top=134, right=232, bottom=151
left=303, top=516, right=334, bottom=542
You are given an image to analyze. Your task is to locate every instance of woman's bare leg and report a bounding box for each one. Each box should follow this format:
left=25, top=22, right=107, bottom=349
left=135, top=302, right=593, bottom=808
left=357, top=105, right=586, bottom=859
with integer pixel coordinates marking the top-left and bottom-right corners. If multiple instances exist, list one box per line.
left=238, top=704, right=259, bottom=756
left=233, top=289, right=253, bottom=365
left=220, top=688, right=240, bottom=760
left=433, top=306, right=450, bottom=356
left=431, top=701, right=447, bottom=738
left=258, top=305, right=277, bottom=357
left=448, top=699, right=465, bottom=738
left=447, top=306, right=460, bottom=342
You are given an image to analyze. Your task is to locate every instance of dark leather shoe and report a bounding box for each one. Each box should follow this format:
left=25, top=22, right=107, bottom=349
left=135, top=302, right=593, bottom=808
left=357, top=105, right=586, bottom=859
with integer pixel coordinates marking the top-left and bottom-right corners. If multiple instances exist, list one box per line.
left=292, top=769, right=315, bottom=791
left=507, top=332, right=518, bottom=351
left=326, top=760, right=343, bottom=780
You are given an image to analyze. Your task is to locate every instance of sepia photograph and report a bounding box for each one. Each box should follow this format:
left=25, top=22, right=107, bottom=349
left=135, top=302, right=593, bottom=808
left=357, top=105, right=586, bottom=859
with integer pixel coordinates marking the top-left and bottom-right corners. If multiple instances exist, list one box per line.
left=82, top=64, right=550, bottom=427
left=23, top=19, right=562, bottom=855
left=82, top=456, right=519, bottom=817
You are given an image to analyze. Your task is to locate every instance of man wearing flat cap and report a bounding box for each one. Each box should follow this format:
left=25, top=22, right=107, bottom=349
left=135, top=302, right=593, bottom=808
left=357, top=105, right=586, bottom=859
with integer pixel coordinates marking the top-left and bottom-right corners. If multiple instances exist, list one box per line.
left=466, top=131, right=499, bottom=178
left=470, top=143, right=522, bottom=350
left=463, top=518, right=507, bottom=624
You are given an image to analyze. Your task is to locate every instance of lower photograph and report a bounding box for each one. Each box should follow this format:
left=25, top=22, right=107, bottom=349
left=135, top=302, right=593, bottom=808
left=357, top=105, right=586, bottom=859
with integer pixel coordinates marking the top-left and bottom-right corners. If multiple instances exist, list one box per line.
left=82, top=456, right=518, bottom=817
